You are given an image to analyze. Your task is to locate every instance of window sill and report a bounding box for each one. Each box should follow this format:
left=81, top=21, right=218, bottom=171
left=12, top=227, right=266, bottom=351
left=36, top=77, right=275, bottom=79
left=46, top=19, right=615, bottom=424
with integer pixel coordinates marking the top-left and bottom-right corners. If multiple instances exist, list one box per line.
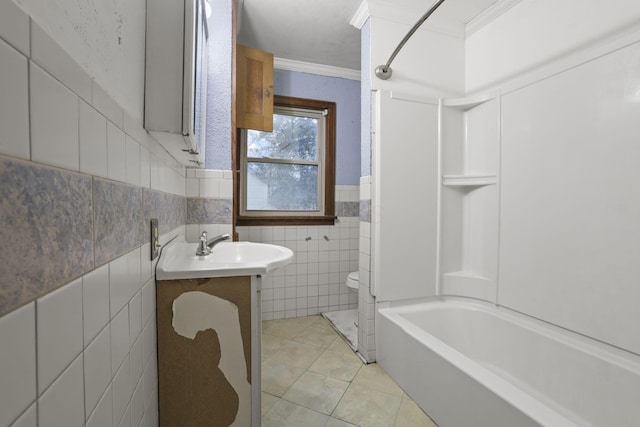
left=236, top=215, right=337, bottom=226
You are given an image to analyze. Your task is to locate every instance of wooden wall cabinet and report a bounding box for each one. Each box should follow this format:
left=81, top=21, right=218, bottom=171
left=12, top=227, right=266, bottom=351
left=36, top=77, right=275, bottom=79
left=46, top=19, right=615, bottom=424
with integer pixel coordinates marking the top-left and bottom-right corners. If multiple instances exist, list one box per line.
left=236, top=44, right=274, bottom=132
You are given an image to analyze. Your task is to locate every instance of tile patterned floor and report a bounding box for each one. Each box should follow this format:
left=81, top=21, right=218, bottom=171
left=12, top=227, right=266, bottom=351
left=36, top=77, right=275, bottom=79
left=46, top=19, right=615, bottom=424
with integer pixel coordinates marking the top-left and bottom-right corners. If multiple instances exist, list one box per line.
left=261, top=315, right=438, bottom=427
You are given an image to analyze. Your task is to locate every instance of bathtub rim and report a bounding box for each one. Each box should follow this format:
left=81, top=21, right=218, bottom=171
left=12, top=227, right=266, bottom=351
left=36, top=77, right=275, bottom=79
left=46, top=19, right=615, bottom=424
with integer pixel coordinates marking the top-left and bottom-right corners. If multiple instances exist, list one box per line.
left=377, top=296, right=640, bottom=427
left=379, top=296, right=640, bottom=372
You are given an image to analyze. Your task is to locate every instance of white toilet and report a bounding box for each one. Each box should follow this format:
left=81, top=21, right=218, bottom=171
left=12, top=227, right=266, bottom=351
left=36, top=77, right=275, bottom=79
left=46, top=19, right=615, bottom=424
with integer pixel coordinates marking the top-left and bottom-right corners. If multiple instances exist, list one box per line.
left=346, top=271, right=359, bottom=290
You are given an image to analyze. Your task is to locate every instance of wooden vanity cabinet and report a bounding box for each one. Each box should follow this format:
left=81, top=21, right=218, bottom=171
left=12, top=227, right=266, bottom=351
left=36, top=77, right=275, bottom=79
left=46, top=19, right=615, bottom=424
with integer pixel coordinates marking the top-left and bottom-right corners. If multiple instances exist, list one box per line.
left=156, top=275, right=261, bottom=427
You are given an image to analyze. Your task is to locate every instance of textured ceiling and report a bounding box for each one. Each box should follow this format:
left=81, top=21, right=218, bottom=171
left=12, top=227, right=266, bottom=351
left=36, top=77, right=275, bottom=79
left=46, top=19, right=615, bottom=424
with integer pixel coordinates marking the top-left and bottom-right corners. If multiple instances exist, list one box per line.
left=237, top=0, right=500, bottom=71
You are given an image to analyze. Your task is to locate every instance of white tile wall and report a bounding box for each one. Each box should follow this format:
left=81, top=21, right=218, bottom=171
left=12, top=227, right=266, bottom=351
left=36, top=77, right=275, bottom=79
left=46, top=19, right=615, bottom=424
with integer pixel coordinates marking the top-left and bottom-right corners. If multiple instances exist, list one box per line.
left=38, top=354, right=85, bottom=427
left=31, top=23, right=92, bottom=102
left=107, top=121, right=127, bottom=182
left=126, top=136, right=141, bottom=187
left=36, top=278, right=84, bottom=394
left=185, top=169, right=234, bottom=243
left=358, top=176, right=376, bottom=363
left=79, top=99, right=109, bottom=177
left=86, top=386, right=113, bottom=427
left=30, top=61, right=80, bottom=171
left=0, top=302, right=36, bottom=427
left=0, top=0, right=30, bottom=56
left=83, top=264, right=110, bottom=345
left=83, top=324, right=112, bottom=417
left=237, top=185, right=360, bottom=320
left=10, top=403, right=36, bottom=427
left=0, top=37, right=29, bottom=160
left=0, top=7, right=182, bottom=425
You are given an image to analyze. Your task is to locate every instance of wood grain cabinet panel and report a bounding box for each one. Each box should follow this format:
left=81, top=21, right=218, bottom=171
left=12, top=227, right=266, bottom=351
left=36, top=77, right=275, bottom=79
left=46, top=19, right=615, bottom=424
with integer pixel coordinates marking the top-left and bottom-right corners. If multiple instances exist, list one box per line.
left=236, top=44, right=274, bottom=132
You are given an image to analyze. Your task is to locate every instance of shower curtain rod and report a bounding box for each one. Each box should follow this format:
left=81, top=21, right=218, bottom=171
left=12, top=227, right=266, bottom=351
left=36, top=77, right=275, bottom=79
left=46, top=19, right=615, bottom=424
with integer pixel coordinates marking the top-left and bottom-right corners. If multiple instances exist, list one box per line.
left=375, top=0, right=447, bottom=80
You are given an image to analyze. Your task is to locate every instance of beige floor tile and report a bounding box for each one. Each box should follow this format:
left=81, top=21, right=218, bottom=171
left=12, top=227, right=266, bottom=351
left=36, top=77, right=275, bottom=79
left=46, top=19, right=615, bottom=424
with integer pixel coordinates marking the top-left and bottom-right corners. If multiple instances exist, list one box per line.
left=324, top=417, right=359, bottom=427
left=327, top=336, right=354, bottom=355
left=263, top=318, right=311, bottom=339
left=262, top=399, right=329, bottom=427
left=262, top=336, right=324, bottom=370
left=262, top=332, right=292, bottom=355
left=394, top=397, right=438, bottom=427
left=294, top=325, right=340, bottom=348
left=283, top=371, right=350, bottom=415
left=333, top=384, right=402, bottom=427
left=352, top=364, right=404, bottom=397
left=309, top=349, right=364, bottom=382
left=310, top=315, right=335, bottom=331
left=261, top=392, right=279, bottom=416
left=261, top=358, right=306, bottom=396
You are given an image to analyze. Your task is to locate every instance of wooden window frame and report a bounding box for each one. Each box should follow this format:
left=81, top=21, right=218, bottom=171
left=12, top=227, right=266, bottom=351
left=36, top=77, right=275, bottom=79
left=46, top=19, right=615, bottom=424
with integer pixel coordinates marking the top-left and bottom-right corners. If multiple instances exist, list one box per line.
left=235, top=95, right=336, bottom=226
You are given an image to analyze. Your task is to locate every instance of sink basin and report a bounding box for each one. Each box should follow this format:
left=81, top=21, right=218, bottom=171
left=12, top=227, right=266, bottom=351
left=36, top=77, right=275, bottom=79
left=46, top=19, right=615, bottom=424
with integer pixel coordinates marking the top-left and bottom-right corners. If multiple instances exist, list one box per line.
left=156, top=237, right=294, bottom=280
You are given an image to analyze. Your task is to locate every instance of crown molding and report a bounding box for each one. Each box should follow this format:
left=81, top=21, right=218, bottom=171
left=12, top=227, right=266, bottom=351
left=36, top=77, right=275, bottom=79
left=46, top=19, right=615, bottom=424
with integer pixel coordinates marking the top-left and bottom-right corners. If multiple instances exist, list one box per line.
left=466, top=0, right=523, bottom=37
left=350, top=1, right=370, bottom=30
left=274, top=58, right=361, bottom=81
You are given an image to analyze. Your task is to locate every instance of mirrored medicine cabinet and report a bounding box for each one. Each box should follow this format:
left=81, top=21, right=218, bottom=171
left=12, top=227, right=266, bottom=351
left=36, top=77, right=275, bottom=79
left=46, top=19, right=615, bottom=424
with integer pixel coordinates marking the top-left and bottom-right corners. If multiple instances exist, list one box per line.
left=145, top=0, right=209, bottom=166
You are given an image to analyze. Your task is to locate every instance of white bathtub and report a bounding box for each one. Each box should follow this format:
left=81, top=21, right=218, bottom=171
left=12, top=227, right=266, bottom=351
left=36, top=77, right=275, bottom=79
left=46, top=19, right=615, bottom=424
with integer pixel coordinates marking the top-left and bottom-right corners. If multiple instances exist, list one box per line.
left=376, top=298, right=640, bottom=427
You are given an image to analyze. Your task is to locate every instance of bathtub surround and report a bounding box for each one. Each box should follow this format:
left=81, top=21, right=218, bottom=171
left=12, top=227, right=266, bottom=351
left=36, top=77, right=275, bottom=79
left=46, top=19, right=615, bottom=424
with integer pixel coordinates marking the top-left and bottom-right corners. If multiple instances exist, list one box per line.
left=357, top=0, right=640, bottom=425
left=0, top=2, right=186, bottom=425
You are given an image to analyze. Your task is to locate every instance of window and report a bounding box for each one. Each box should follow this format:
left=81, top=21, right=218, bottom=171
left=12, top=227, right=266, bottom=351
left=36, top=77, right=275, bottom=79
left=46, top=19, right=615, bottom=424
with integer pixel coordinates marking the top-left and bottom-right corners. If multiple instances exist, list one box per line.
left=236, top=95, right=336, bottom=225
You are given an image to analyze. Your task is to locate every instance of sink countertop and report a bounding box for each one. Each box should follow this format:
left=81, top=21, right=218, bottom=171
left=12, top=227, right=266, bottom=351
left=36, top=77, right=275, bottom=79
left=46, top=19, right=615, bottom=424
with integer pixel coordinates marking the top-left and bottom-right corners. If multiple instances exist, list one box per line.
left=156, top=237, right=294, bottom=280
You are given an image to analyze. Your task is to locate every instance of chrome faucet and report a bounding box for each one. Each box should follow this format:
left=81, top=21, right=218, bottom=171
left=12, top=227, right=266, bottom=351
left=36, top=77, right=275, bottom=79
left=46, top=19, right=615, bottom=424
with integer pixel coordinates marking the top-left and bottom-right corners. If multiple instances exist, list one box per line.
left=196, top=231, right=231, bottom=256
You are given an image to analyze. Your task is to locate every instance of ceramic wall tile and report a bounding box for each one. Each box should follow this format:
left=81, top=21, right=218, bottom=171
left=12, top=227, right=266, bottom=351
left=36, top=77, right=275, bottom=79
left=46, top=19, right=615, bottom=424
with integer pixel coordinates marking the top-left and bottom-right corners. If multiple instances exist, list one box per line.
left=0, top=39, right=29, bottom=160
left=110, top=305, right=130, bottom=375
left=9, top=402, right=37, bottom=427
left=92, top=81, right=123, bottom=128
left=129, top=290, right=142, bottom=345
left=186, top=198, right=232, bottom=224
left=126, top=136, right=141, bottom=186
left=36, top=278, right=83, bottom=394
left=30, top=61, right=80, bottom=171
left=107, top=122, right=127, bottom=182
left=83, top=264, right=110, bottom=345
left=112, top=356, right=131, bottom=426
left=79, top=99, right=109, bottom=177
left=0, top=0, right=29, bottom=55
left=0, top=302, right=36, bottom=427
left=38, top=354, right=84, bottom=427
left=131, top=378, right=145, bottom=427
left=143, top=188, right=187, bottom=235
left=83, top=324, right=111, bottom=417
left=86, top=386, right=113, bottom=427
left=93, top=178, right=144, bottom=266
left=31, top=23, right=92, bottom=101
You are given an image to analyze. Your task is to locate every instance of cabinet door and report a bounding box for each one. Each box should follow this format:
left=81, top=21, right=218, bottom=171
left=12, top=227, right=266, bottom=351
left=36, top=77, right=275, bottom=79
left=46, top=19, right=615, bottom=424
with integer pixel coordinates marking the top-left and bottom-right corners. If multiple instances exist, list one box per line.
left=236, top=44, right=274, bottom=131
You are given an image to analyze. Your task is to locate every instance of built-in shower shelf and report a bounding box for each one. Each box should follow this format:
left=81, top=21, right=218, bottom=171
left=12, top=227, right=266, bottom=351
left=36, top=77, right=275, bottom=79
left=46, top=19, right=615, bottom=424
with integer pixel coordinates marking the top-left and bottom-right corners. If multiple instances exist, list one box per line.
left=442, top=91, right=497, bottom=111
left=440, top=271, right=494, bottom=301
left=442, top=174, right=497, bottom=187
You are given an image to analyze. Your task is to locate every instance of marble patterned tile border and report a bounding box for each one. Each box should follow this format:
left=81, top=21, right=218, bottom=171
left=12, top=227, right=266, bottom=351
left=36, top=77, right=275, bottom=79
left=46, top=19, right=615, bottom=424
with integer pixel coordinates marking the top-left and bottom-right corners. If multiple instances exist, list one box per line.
left=0, top=155, right=188, bottom=316
left=186, top=198, right=232, bottom=224
left=0, top=156, right=93, bottom=315
left=335, top=201, right=359, bottom=218
left=93, top=178, right=144, bottom=266
left=144, top=188, right=187, bottom=235
left=359, top=199, right=371, bottom=223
